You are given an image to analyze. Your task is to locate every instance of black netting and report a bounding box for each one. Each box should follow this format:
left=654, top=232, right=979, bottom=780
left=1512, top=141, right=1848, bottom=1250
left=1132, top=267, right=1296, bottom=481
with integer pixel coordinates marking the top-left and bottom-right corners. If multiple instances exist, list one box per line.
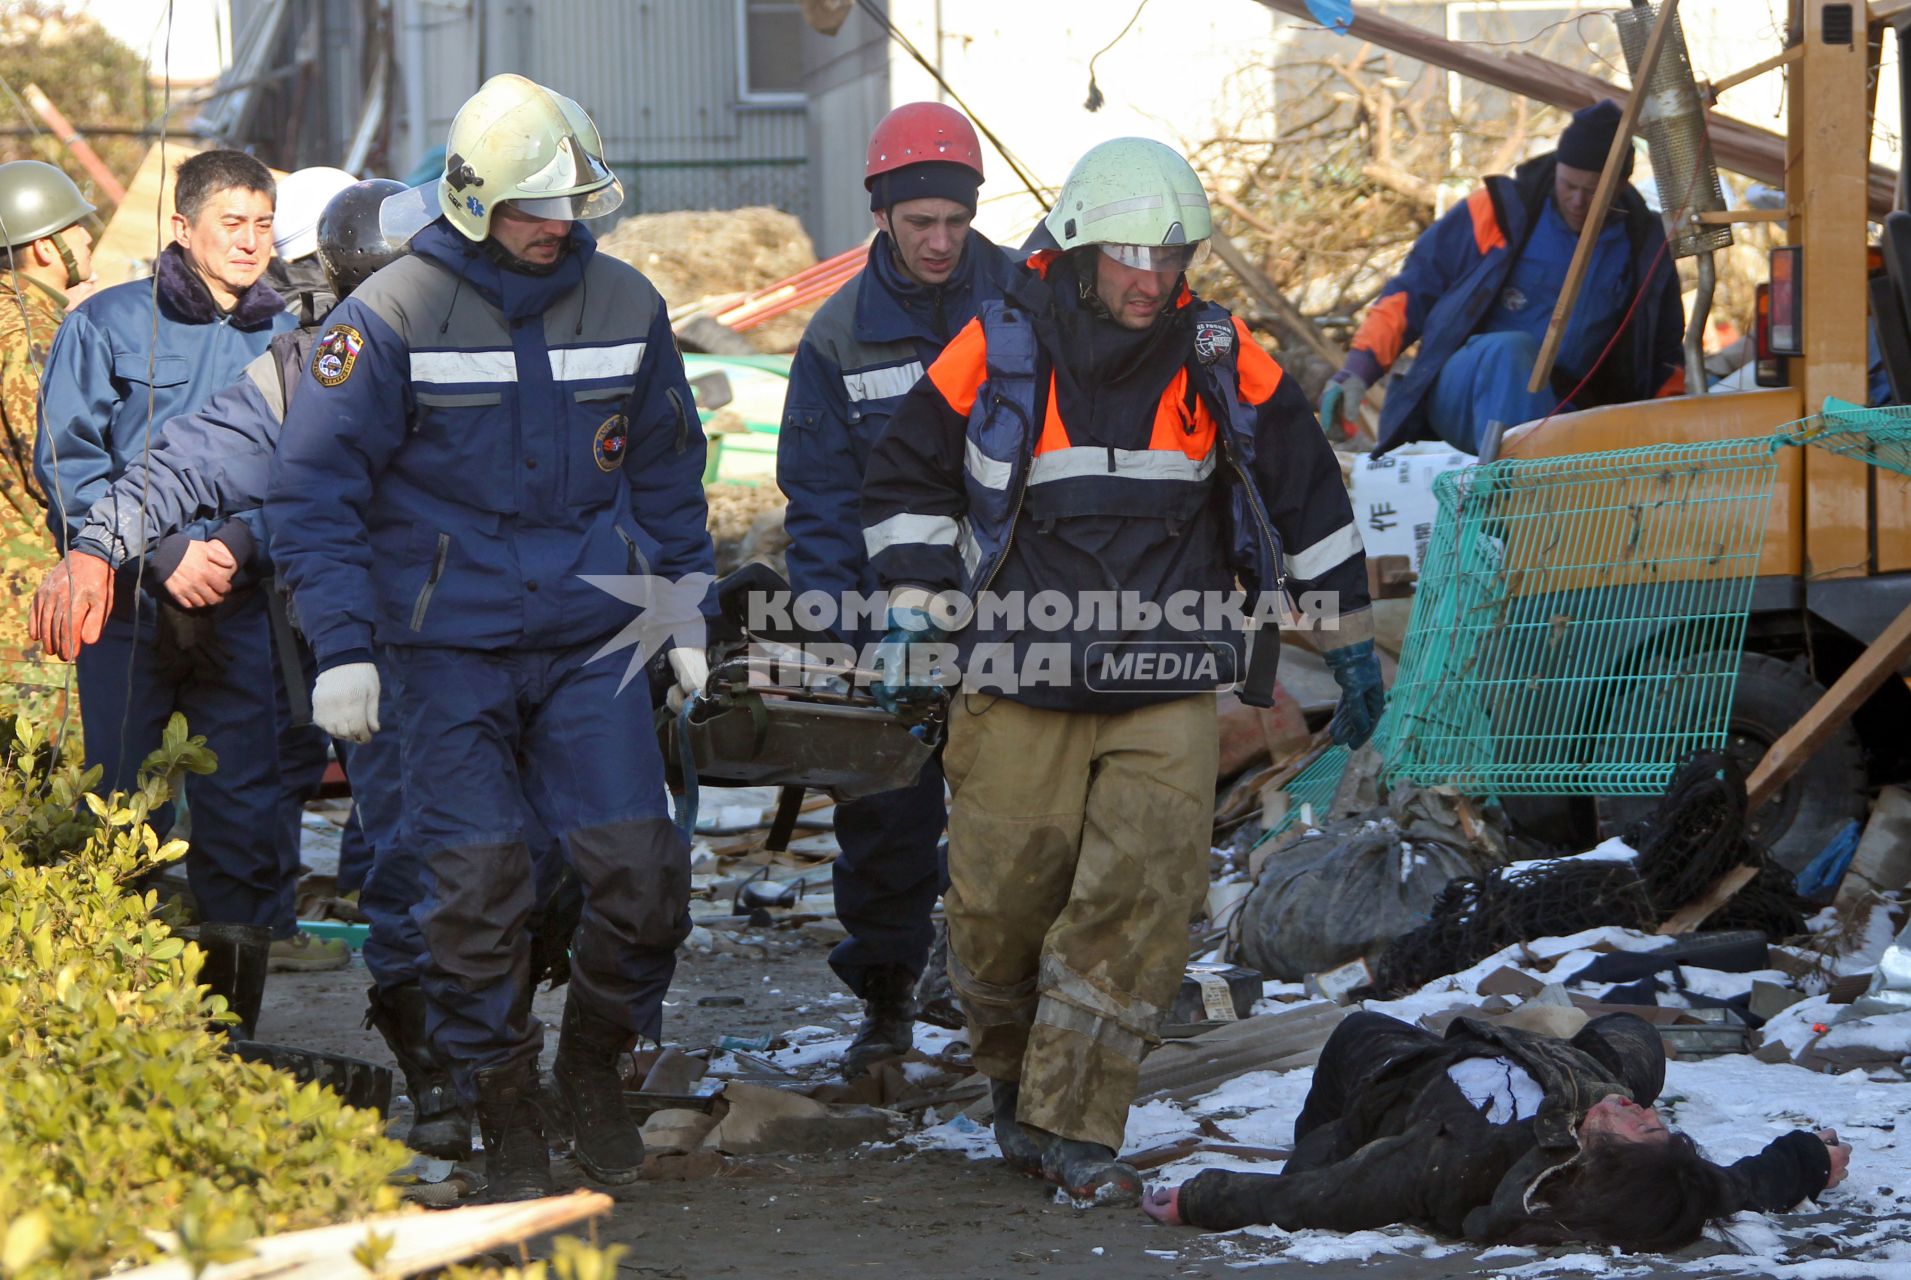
left=1371, top=752, right=1805, bottom=995
left=1372, top=860, right=1656, bottom=995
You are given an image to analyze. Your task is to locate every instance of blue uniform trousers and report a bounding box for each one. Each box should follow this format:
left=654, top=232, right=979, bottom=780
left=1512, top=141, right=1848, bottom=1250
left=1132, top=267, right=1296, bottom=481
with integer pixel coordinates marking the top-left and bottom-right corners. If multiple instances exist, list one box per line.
left=270, top=628, right=331, bottom=924
left=76, top=590, right=291, bottom=932
left=829, top=756, right=947, bottom=995
left=1426, top=331, right=1559, bottom=454
left=351, top=667, right=569, bottom=996
left=384, top=640, right=689, bottom=1096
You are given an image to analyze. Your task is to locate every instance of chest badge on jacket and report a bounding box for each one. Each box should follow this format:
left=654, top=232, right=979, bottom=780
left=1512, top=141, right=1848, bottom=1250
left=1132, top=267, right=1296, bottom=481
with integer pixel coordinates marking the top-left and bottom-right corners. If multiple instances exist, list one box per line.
left=593, top=413, right=629, bottom=472
left=1194, top=319, right=1233, bottom=365
left=311, top=323, right=364, bottom=387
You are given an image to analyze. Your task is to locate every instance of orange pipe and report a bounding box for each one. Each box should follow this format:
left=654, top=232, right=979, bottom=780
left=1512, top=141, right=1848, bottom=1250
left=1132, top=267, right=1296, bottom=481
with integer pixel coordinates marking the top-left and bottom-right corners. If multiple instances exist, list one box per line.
left=23, top=83, right=126, bottom=204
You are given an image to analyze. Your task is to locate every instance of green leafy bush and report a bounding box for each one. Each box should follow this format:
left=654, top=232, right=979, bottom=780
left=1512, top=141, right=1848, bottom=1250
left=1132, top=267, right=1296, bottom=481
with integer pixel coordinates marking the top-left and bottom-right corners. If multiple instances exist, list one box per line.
left=0, top=714, right=407, bottom=1277
left=0, top=715, right=628, bottom=1278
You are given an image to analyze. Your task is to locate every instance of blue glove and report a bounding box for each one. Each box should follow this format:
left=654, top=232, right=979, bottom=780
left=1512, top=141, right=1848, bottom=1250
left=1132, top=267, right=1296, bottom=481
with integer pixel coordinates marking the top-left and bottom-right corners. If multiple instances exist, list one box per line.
left=872, top=604, right=948, bottom=716
left=1322, top=638, right=1385, bottom=748
left=1318, top=371, right=1368, bottom=439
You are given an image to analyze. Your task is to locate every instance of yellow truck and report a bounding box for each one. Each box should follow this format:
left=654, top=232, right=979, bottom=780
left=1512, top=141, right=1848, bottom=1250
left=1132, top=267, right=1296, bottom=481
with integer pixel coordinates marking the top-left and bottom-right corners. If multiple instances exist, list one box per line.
left=1480, top=2, right=1910, bottom=867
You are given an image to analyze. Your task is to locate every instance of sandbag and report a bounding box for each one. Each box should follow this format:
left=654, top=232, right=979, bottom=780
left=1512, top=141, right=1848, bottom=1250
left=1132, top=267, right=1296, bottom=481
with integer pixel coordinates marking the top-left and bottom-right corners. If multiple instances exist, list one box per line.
left=1236, top=794, right=1502, bottom=981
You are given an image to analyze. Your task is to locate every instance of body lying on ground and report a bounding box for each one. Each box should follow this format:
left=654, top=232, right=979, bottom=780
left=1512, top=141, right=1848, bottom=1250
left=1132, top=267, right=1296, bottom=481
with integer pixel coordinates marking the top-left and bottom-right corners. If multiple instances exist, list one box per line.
left=1145, top=1011, right=1849, bottom=1252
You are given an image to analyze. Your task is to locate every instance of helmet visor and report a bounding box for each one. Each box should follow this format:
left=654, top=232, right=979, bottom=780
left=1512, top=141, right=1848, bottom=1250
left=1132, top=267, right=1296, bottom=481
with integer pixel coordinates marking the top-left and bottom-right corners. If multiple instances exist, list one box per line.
left=1099, top=240, right=1210, bottom=272
left=502, top=177, right=625, bottom=224
left=379, top=180, right=441, bottom=245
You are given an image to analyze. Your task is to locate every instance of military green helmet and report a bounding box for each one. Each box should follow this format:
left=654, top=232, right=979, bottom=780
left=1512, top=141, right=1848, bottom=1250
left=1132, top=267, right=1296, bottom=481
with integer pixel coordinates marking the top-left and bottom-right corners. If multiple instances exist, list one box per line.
left=1043, top=137, right=1213, bottom=271
left=0, top=159, right=94, bottom=250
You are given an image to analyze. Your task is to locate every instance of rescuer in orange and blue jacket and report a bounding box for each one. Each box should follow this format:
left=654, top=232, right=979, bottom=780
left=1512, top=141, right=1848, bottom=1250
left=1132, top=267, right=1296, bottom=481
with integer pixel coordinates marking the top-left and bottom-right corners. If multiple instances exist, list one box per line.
left=859, top=138, right=1379, bottom=1208
left=1322, top=101, right=1686, bottom=454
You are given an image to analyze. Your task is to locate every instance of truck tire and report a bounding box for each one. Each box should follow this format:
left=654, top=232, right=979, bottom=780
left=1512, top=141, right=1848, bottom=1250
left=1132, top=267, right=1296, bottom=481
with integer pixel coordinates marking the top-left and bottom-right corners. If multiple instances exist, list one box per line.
left=1603, top=652, right=1868, bottom=876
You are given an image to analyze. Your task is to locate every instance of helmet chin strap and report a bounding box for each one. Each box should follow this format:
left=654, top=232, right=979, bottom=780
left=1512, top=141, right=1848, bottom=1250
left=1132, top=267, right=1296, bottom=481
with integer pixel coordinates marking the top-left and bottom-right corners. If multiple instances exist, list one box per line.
left=48, top=230, right=82, bottom=290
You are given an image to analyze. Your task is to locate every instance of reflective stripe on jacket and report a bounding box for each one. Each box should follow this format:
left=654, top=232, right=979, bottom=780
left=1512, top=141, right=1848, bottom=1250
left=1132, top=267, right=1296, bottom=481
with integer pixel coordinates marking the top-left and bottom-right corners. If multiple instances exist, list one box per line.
left=778, top=232, right=1012, bottom=640
left=861, top=253, right=1373, bottom=666
left=265, top=219, right=715, bottom=667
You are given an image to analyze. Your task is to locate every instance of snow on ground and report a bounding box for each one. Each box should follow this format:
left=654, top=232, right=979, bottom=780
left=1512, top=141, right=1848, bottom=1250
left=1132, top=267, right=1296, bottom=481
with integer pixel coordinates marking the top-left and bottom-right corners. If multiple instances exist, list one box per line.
left=1119, top=1047, right=1911, bottom=1273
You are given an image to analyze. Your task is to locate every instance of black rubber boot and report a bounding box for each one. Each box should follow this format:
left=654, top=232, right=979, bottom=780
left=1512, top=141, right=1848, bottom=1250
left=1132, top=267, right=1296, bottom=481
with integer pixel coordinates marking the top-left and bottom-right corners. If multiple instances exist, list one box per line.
left=988, top=1078, right=1050, bottom=1176
left=550, top=994, right=646, bottom=1185
left=194, top=923, right=270, bottom=1040
left=1039, top=1135, right=1144, bottom=1207
left=842, top=964, right=917, bottom=1079
left=473, top=1062, right=553, bottom=1203
left=364, top=983, right=471, bottom=1161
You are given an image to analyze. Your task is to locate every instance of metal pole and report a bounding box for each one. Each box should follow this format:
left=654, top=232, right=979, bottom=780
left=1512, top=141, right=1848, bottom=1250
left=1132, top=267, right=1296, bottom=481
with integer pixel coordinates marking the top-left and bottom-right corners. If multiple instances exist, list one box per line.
left=1684, top=250, right=1715, bottom=395
left=21, top=83, right=126, bottom=203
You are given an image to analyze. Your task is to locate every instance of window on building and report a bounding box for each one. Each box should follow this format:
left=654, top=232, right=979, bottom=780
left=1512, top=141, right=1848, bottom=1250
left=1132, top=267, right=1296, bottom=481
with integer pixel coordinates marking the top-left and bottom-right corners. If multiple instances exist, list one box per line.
left=740, top=0, right=805, bottom=102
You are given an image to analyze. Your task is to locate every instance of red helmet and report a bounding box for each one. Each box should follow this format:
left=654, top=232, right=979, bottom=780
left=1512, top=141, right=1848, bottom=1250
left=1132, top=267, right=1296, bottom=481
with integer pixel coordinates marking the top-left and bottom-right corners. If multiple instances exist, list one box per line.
left=864, top=102, right=985, bottom=188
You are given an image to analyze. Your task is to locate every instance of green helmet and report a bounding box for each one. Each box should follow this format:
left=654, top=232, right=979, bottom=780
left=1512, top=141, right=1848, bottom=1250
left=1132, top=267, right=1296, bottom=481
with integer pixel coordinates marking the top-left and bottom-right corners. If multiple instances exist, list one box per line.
left=436, top=74, right=624, bottom=242
left=1042, top=137, right=1212, bottom=271
left=0, top=159, right=94, bottom=250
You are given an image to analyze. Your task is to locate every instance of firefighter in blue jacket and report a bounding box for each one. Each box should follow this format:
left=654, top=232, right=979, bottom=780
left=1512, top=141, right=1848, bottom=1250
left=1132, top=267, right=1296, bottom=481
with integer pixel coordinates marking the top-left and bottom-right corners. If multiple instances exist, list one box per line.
left=31, top=178, right=489, bottom=1164
left=861, top=138, right=1383, bottom=1207
left=34, top=149, right=297, bottom=942
left=1321, top=101, right=1686, bottom=454
left=264, top=75, right=715, bottom=1201
left=777, top=102, right=1013, bottom=1078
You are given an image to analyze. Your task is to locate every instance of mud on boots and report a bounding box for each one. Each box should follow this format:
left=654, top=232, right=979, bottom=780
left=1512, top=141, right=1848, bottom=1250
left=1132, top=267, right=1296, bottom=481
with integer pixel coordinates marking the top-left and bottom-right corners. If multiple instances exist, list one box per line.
left=989, top=1077, right=1052, bottom=1176
left=364, top=983, right=470, bottom=1161
left=1038, top=1132, right=1143, bottom=1208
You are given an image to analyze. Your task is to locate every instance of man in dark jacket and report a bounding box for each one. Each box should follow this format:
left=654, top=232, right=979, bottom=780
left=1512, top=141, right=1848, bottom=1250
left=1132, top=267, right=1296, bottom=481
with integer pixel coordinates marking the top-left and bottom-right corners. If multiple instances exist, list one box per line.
left=861, top=137, right=1382, bottom=1207
left=266, top=76, right=715, bottom=1201
left=777, top=102, right=1013, bottom=1078
left=1148, top=1012, right=1849, bottom=1248
left=34, top=149, right=297, bottom=942
left=1321, top=101, right=1686, bottom=455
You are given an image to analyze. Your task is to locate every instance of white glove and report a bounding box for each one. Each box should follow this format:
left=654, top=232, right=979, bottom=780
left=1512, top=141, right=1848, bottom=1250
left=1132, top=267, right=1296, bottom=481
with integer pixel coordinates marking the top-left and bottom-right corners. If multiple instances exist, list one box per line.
left=667, top=647, right=709, bottom=699
left=312, top=662, right=381, bottom=744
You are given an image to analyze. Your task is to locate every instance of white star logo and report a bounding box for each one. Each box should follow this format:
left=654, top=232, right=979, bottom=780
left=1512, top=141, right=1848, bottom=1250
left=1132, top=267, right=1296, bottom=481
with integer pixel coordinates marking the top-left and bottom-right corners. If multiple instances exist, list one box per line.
left=579, top=571, right=717, bottom=692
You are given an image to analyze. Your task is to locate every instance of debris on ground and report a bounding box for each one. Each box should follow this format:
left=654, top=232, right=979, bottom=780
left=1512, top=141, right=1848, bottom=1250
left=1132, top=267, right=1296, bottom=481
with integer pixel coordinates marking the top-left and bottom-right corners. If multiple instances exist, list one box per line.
left=596, top=207, right=820, bottom=353
left=1234, top=782, right=1506, bottom=981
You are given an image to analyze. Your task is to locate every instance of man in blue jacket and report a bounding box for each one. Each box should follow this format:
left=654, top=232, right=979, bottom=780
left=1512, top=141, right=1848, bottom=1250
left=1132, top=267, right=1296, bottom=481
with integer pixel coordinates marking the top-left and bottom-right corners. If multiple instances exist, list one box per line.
left=34, top=149, right=297, bottom=945
left=777, top=102, right=1013, bottom=1078
left=265, top=75, right=715, bottom=1202
left=1320, top=101, right=1686, bottom=454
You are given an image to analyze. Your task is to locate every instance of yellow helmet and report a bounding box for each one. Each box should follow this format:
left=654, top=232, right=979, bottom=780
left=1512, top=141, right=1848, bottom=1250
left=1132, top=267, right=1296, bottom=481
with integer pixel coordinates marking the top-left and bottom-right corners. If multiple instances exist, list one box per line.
left=436, top=74, right=624, bottom=242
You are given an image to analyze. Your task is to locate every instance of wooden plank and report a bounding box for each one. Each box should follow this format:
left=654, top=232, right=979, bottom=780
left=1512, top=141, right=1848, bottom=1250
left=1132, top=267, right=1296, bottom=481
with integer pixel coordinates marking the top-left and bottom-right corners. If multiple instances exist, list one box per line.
left=1528, top=0, right=1681, bottom=395
left=1693, top=209, right=1789, bottom=224
left=1208, top=228, right=1343, bottom=366
left=1745, top=600, right=1911, bottom=809
left=1659, top=865, right=1759, bottom=936
left=1256, top=0, right=1898, bottom=218
left=114, top=1191, right=613, bottom=1279
left=1663, top=599, right=1911, bottom=935
left=1708, top=45, right=1800, bottom=97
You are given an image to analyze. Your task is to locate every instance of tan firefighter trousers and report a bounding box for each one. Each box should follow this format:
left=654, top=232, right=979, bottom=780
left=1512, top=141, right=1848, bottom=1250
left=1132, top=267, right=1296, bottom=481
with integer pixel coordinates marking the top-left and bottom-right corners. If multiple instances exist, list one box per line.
left=941, top=691, right=1219, bottom=1150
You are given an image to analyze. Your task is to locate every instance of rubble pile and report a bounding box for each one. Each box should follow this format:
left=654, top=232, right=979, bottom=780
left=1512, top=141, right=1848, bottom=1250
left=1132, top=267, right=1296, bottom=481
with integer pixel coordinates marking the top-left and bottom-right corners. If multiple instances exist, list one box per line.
left=596, top=207, right=819, bottom=353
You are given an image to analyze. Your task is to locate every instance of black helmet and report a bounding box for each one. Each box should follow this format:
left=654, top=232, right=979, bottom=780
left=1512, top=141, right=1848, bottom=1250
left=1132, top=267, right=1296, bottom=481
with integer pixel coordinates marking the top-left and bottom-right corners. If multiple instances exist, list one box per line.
left=315, top=178, right=408, bottom=298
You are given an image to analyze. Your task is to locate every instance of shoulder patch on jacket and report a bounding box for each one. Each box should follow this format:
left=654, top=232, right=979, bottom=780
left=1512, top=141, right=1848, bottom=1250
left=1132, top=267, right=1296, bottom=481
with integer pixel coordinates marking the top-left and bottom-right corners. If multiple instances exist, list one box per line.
left=311, top=323, right=364, bottom=387
left=1194, top=318, right=1234, bottom=365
